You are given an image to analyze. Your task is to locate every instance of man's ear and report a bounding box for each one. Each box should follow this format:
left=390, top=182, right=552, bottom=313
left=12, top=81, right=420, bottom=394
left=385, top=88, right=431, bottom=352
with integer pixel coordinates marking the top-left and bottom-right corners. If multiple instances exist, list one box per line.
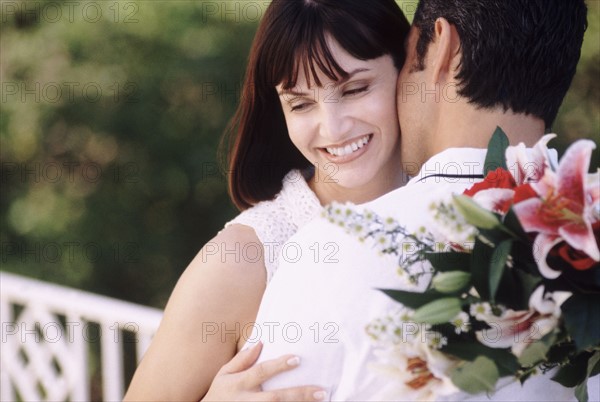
left=429, top=18, right=461, bottom=84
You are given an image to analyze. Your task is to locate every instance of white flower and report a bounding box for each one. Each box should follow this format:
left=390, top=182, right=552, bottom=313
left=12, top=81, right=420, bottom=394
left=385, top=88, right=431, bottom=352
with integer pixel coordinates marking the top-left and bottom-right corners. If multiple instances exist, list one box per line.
left=451, top=311, right=470, bottom=334
left=366, top=307, right=414, bottom=346
left=425, top=331, right=448, bottom=350
left=370, top=336, right=460, bottom=401
left=470, top=302, right=492, bottom=321
left=475, top=286, right=570, bottom=357
left=347, top=222, right=368, bottom=240
left=472, top=188, right=517, bottom=214
left=430, top=200, right=477, bottom=245
left=382, top=216, right=400, bottom=232
left=374, top=233, right=394, bottom=252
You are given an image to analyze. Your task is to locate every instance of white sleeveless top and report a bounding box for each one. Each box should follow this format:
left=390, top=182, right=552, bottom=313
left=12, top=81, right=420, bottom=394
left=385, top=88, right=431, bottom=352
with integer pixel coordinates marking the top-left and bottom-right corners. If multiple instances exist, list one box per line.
left=224, top=169, right=322, bottom=283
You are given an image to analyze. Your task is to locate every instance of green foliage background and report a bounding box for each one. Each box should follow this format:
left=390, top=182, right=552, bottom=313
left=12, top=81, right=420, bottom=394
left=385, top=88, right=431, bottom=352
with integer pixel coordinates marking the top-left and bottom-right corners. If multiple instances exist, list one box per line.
left=1, top=0, right=599, bottom=309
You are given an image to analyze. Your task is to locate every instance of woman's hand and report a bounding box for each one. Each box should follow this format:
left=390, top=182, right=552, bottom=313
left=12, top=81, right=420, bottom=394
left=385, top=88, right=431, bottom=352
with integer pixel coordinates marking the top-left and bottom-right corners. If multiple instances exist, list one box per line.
left=202, top=342, right=327, bottom=401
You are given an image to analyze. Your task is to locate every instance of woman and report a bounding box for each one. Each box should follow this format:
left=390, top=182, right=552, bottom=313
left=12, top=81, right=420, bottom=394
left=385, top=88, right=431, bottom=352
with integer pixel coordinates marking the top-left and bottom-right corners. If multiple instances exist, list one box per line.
left=124, top=0, right=410, bottom=400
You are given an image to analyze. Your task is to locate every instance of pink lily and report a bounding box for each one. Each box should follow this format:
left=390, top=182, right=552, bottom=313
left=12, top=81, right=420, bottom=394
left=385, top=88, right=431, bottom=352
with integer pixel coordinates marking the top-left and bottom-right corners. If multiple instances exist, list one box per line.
left=505, top=134, right=557, bottom=185
left=466, top=135, right=557, bottom=214
left=513, top=139, right=600, bottom=278
left=475, top=286, right=571, bottom=357
left=588, top=169, right=600, bottom=217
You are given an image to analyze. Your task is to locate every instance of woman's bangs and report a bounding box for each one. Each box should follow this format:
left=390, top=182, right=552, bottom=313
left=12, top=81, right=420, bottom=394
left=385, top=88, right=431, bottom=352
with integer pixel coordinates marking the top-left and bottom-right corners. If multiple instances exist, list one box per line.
left=261, top=2, right=396, bottom=92
left=271, top=20, right=348, bottom=90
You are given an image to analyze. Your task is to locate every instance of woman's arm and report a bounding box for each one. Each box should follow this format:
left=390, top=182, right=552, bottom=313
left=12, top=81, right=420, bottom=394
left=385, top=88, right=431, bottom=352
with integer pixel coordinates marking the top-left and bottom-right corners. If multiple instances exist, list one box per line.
left=123, top=225, right=324, bottom=401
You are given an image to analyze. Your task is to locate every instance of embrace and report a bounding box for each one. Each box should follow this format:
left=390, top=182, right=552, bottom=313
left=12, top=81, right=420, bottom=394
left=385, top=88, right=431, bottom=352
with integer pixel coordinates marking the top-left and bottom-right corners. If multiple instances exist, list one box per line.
left=125, top=0, right=599, bottom=401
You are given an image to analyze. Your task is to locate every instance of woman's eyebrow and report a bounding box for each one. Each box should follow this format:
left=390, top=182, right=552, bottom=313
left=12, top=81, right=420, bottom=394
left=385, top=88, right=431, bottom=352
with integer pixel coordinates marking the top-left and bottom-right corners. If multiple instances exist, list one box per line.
left=278, top=68, right=371, bottom=97
left=278, top=88, right=310, bottom=97
left=337, top=67, right=371, bottom=84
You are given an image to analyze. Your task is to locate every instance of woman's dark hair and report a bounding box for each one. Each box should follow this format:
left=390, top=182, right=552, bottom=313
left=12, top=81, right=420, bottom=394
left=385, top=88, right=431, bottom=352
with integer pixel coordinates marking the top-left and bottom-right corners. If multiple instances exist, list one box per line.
left=222, top=0, right=409, bottom=210
left=411, top=0, right=587, bottom=128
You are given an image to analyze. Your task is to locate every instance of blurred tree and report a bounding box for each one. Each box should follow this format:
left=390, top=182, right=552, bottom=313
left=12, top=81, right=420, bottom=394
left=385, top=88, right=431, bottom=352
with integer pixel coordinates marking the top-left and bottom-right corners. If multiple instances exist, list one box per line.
left=1, top=0, right=256, bottom=306
left=554, top=0, right=600, bottom=164
left=1, top=0, right=598, bottom=309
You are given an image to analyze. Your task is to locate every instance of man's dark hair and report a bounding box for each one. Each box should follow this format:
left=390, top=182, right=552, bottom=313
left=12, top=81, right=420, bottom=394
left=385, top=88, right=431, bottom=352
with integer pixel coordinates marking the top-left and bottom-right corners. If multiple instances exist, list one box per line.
left=412, top=0, right=588, bottom=128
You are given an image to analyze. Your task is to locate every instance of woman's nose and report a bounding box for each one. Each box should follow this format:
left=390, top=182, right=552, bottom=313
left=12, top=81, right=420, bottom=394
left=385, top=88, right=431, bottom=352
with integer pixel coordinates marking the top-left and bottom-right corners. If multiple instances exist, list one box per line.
left=318, top=102, right=353, bottom=143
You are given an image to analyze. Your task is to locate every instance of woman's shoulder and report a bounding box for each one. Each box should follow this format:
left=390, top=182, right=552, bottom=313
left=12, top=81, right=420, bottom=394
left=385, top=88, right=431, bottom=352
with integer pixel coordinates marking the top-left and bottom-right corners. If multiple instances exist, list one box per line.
left=226, top=169, right=321, bottom=232
left=223, top=169, right=322, bottom=281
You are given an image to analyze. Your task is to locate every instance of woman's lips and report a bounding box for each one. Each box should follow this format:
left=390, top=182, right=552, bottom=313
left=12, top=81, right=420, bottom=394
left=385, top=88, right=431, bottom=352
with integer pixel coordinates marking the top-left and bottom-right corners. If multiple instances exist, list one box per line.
left=319, top=134, right=373, bottom=164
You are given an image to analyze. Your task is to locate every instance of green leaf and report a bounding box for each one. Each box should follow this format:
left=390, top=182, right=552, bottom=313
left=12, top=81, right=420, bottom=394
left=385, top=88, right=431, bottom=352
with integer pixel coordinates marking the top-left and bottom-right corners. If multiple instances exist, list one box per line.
left=471, top=238, right=493, bottom=300
left=575, top=381, right=588, bottom=402
left=552, top=350, right=600, bottom=402
left=546, top=340, right=577, bottom=365
left=561, top=294, right=600, bottom=351
left=518, top=330, right=557, bottom=367
left=484, top=127, right=509, bottom=175
left=515, top=269, right=543, bottom=297
left=503, top=208, right=528, bottom=240
left=519, top=368, right=536, bottom=385
left=380, top=289, right=445, bottom=309
left=453, top=195, right=501, bottom=230
left=589, top=351, right=600, bottom=377
left=443, top=342, right=519, bottom=376
left=478, top=227, right=513, bottom=245
left=424, top=252, right=471, bottom=272
left=450, top=356, right=500, bottom=394
left=411, top=297, right=462, bottom=325
left=496, top=260, right=542, bottom=311
left=489, top=240, right=512, bottom=302
left=494, top=264, right=541, bottom=310
left=574, top=351, right=600, bottom=402
left=552, top=352, right=593, bottom=388
left=432, top=271, right=472, bottom=293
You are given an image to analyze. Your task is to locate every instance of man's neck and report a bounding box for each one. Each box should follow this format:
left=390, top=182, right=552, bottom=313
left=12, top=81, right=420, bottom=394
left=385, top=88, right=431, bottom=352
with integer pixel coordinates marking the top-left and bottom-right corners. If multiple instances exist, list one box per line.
left=430, top=105, right=546, bottom=156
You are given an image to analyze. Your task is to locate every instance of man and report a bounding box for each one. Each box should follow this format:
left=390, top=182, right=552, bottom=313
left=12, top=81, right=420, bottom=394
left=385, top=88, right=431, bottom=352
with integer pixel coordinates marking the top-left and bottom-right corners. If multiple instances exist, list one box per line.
left=251, top=0, right=593, bottom=399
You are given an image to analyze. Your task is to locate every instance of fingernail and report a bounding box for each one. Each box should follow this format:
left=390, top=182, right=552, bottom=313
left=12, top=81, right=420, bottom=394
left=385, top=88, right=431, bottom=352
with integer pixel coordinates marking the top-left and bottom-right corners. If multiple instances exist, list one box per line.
left=286, top=356, right=300, bottom=366
left=313, top=390, right=327, bottom=400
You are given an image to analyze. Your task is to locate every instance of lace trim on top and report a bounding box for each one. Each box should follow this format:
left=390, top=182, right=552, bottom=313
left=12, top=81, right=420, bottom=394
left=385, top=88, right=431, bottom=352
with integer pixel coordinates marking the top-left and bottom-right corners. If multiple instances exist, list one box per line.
left=224, top=169, right=322, bottom=283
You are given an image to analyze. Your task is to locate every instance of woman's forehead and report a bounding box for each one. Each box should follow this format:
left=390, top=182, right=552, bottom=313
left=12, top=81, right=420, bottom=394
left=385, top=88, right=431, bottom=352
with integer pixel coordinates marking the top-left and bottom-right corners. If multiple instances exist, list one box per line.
left=280, top=50, right=390, bottom=91
left=279, top=37, right=361, bottom=90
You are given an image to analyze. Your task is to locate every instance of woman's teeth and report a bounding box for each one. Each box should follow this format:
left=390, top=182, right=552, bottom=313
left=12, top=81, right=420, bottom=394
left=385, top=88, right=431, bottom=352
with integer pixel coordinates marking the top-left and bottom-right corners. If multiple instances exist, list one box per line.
left=326, top=135, right=370, bottom=157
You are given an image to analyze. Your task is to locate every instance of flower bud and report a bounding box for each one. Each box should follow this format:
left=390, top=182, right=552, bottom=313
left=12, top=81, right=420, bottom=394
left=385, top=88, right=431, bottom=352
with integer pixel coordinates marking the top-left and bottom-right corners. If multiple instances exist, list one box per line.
left=432, top=271, right=471, bottom=293
left=412, top=297, right=462, bottom=325
left=453, top=195, right=500, bottom=229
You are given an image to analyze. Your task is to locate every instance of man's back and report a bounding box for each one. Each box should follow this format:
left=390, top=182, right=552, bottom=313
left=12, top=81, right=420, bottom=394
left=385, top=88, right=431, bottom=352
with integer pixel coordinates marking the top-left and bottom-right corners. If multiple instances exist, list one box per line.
left=251, top=147, right=581, bottom=400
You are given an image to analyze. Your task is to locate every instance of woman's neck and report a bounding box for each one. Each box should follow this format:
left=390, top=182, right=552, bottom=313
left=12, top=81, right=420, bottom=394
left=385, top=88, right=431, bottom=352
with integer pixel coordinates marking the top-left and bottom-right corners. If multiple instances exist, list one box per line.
left=308, top=169, right=407, bottom=206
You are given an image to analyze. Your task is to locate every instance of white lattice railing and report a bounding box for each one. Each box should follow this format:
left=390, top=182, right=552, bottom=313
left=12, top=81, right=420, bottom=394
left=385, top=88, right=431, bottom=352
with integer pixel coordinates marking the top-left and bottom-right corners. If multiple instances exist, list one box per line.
left=0, top=271, right=163, bottom=401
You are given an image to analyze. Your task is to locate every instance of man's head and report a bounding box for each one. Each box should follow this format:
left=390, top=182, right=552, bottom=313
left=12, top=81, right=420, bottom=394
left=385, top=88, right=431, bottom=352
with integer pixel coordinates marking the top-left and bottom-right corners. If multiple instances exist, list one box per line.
left=398, top=0, right=588, bottom=168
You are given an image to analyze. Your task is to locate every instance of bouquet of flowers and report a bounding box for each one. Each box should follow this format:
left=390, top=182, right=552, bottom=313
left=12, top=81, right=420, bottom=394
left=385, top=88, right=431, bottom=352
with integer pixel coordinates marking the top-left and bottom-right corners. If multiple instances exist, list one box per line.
left=325, top=129, right=599, bottom=401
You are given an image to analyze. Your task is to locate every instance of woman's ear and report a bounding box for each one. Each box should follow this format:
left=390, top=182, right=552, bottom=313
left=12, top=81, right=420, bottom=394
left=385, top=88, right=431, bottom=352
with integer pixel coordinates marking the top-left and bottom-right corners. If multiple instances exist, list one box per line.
left=429, top=17, right=461, bottom=85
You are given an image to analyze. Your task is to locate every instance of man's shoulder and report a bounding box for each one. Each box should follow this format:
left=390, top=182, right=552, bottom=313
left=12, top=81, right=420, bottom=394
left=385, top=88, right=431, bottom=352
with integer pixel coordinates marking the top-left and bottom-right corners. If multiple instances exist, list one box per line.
left=365, top=177, right=474, bottom=220
left=365, top=147, right=489, bottom=218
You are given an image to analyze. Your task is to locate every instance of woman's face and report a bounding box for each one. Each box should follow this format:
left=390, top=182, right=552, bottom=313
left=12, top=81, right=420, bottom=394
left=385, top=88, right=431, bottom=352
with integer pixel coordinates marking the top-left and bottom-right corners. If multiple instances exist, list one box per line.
left=276, top=37, right=402, bottom=204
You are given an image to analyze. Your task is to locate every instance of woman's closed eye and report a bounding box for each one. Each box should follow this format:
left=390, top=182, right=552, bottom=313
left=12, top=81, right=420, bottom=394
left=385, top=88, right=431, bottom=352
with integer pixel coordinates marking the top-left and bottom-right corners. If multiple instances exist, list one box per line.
left=290, top=101, right=313, bottom=112
left=342, top=86, right=369, bottom=97
left=287, top=84, right=370, bottom=111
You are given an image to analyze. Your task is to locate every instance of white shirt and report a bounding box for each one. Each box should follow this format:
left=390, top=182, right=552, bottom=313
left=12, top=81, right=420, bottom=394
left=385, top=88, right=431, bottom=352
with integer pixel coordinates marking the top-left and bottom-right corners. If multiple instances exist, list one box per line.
left=249, top=148, right=597, bottom=401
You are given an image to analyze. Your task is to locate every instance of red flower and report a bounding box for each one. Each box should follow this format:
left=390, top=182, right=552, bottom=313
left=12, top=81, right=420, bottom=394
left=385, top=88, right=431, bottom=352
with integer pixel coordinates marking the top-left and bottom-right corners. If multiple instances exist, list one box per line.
left=464, top=168, right=516, bottom=196
left=462, top=168, right=522, bottom=214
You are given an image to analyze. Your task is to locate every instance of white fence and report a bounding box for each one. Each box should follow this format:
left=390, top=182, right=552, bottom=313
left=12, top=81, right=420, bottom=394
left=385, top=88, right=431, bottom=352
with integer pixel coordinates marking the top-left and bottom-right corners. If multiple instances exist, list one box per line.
left=0, top=271, right=163, bottom=401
